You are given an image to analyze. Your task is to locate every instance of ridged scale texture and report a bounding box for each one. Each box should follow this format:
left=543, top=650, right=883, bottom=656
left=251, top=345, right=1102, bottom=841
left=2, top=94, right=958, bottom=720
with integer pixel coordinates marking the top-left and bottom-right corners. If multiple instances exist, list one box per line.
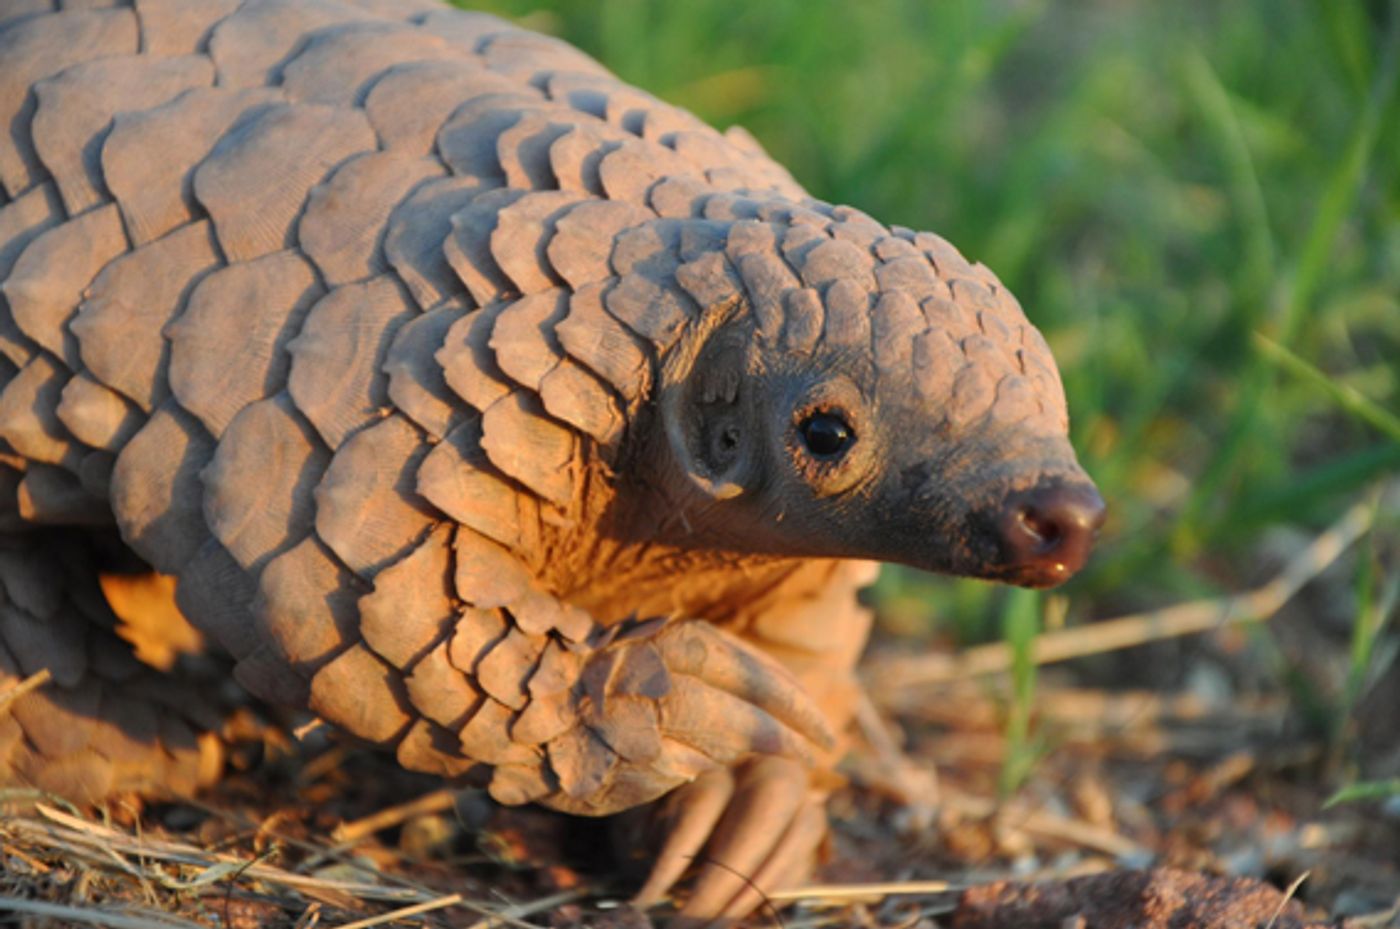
left=0, top=0, right=1063, bottom=811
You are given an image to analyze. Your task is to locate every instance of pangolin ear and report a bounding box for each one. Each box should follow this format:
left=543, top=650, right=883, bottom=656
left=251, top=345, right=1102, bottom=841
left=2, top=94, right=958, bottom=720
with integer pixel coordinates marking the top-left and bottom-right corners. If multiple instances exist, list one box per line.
left=660, top=329, right=756, bottom=501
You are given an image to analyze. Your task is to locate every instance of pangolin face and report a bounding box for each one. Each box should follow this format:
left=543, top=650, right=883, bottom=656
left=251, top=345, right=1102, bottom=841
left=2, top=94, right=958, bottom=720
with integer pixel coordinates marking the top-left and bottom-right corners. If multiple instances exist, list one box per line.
left=758, top=360, right=1104, bottom=588
left=781, top=297, right=1102, bottom=588
left=663, top=228, right=1104, bottom=589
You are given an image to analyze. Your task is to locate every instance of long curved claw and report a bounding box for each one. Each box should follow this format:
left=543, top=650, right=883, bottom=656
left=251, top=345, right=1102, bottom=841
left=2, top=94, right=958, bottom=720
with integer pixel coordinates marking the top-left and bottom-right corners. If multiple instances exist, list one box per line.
left=659, top=675, right=822, bottom=768
left=632, top=756, right=826, bottom=927
left=715, top=798, right=826, bottom=923
left=631, top=767, right=735, bottom=907
left=674, top=756, right=810, bottom=925
left=656, top=623, right=836, bottom=753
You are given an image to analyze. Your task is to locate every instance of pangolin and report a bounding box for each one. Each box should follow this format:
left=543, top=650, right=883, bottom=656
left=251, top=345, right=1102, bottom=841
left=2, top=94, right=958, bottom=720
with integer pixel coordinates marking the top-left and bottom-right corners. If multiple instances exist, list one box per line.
left=0, top=0, right=1105, bottom=921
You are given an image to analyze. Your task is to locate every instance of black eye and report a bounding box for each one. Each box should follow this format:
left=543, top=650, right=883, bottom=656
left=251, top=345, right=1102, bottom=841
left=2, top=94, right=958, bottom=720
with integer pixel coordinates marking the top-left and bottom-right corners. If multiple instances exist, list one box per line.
left=799, top=412, right=855, bottom=460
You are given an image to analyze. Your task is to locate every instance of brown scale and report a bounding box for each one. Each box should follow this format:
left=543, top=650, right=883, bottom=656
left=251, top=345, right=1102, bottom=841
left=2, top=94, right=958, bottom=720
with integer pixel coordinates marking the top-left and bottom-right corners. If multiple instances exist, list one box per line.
left=109, top=402, right=215, bottom=574
left=383, top=176, right=485, bottom=308
left=416, top=416, right=542, bottom=551
left=205, top=0, right=384, bottom=90
left=286, top=275, right=419, bottom=449
left=0, top=182, right=65, bottom=315
left=299, top=151, right=446, bottom=287
left=0, top=8, right=139, bottom=196
left=414, top=7, right=534, bottom=56
left=17, top=460, right=109, bottom=525
left=166, top=250, right=326, bottom=436
left=489, top=287, right=569, bottom=390
left=554, top=281, right=653, bottom=409
left=313, top=413, right=438, bottom=577
left=55, top=372, right=141, bottom=452
left=443, top=187, right=529, bottom=303
left=436, top=94, right=547, bottom=184
left=309, top=641, right=414, bottom=744
left=382, top=298, right=471, bottom=439
left=438, top=302, right=514, bottom=411
left=546, top=199, right=652, bottom=289
left=31, top=53, right=213, bottom=217
left=131, top=0, right=241, bottom=58
left=278, top=19, right=468, bottom=108
left=5, top=202, right=127, bottom=365
left=479, top=31, right=612, bottom=85
left=71, top=220, right=223, bottom=412
left=0, top=353, right=83, bottom=468
left=103, top=86, right=284, bottom=246
left=406, top=637, right=487, bottom=730
left=254, top=533, right=360, bottom=672
left=365, top=59, right=521, bottom=156
left=201, top=392, right=330, bottom=572
left=490, top=190, right=590, bottom=294
left=192, top=102, right=378, bottom=263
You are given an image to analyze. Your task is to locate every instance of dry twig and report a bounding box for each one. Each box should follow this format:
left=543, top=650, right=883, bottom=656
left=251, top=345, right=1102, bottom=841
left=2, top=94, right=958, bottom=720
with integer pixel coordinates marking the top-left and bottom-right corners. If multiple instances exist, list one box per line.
left=460, top=889, right=588, bottom=929
left=325, top=887, right=582, bottom=929
left=1264, top=871, right=1310, bottom=929
left=0, top=897, right=206, bottom=928
left=768, top=880, right=956, bottom=903
left=331, top=789, right=457, bottom=845
left=941, top=790, right=1145, bottom=859
left=0, top=668, right=52, bottom=715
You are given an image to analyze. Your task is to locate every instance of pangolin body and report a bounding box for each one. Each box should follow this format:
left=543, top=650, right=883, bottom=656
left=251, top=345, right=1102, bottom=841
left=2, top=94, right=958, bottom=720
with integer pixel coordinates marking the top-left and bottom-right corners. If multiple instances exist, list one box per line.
left=0, top=0, right=1101, bottom=918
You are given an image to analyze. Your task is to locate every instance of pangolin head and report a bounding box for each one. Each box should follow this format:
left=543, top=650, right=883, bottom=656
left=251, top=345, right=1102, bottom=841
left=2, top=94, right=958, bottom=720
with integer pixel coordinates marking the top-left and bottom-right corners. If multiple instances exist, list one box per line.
left=657, top=211, right=1104, bottom=588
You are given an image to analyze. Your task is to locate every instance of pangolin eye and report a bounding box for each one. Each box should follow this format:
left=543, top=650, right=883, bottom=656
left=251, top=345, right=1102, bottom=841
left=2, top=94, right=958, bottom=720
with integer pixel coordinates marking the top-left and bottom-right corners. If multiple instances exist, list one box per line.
left=798, top=412, right=855, bottom=460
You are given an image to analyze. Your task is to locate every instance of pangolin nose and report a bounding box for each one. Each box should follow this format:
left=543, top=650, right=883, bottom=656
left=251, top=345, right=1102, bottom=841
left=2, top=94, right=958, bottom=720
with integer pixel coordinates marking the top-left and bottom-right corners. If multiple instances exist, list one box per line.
left=998, top=481, right=1106, bottom=587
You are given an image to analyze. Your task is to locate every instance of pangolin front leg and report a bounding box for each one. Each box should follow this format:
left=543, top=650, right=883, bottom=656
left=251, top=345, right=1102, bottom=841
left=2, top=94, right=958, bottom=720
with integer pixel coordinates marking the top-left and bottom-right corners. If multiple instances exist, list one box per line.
left=481, top=616, right=835, bottom=816
left=625, top=559, right=879, bottom=920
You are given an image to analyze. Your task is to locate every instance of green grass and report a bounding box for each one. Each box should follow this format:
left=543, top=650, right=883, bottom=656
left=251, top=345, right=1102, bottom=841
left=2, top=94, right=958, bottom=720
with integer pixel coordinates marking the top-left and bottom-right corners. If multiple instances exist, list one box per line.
left=1326, top=777, right=1400, bottom=808
left=460, top=1, right=1399, bottom=699
left=997, top=587, right=1043, bottom=798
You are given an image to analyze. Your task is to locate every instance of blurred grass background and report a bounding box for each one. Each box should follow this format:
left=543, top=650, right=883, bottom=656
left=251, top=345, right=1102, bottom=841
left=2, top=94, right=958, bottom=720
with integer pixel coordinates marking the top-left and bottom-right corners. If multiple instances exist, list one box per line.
left=460, top=2, right=1399, bottom=671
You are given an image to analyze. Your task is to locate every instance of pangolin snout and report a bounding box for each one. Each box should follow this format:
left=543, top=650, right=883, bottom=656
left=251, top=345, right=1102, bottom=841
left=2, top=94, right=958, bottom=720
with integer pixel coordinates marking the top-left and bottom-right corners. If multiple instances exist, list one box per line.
left=992, top=480, right=1106, bottom=587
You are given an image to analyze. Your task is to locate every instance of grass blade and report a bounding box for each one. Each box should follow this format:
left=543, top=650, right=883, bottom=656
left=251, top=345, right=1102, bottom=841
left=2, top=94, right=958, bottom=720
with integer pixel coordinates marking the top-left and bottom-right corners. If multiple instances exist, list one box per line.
left=1252, top=332, right=1400, bottom=443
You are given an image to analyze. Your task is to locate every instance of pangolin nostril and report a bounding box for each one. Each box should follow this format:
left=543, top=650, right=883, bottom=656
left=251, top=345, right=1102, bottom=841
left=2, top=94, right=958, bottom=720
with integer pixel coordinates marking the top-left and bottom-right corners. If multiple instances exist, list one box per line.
left=1018, top=505, right=1063, bottom=551
left=997, top=482, right=1106, bottom=585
